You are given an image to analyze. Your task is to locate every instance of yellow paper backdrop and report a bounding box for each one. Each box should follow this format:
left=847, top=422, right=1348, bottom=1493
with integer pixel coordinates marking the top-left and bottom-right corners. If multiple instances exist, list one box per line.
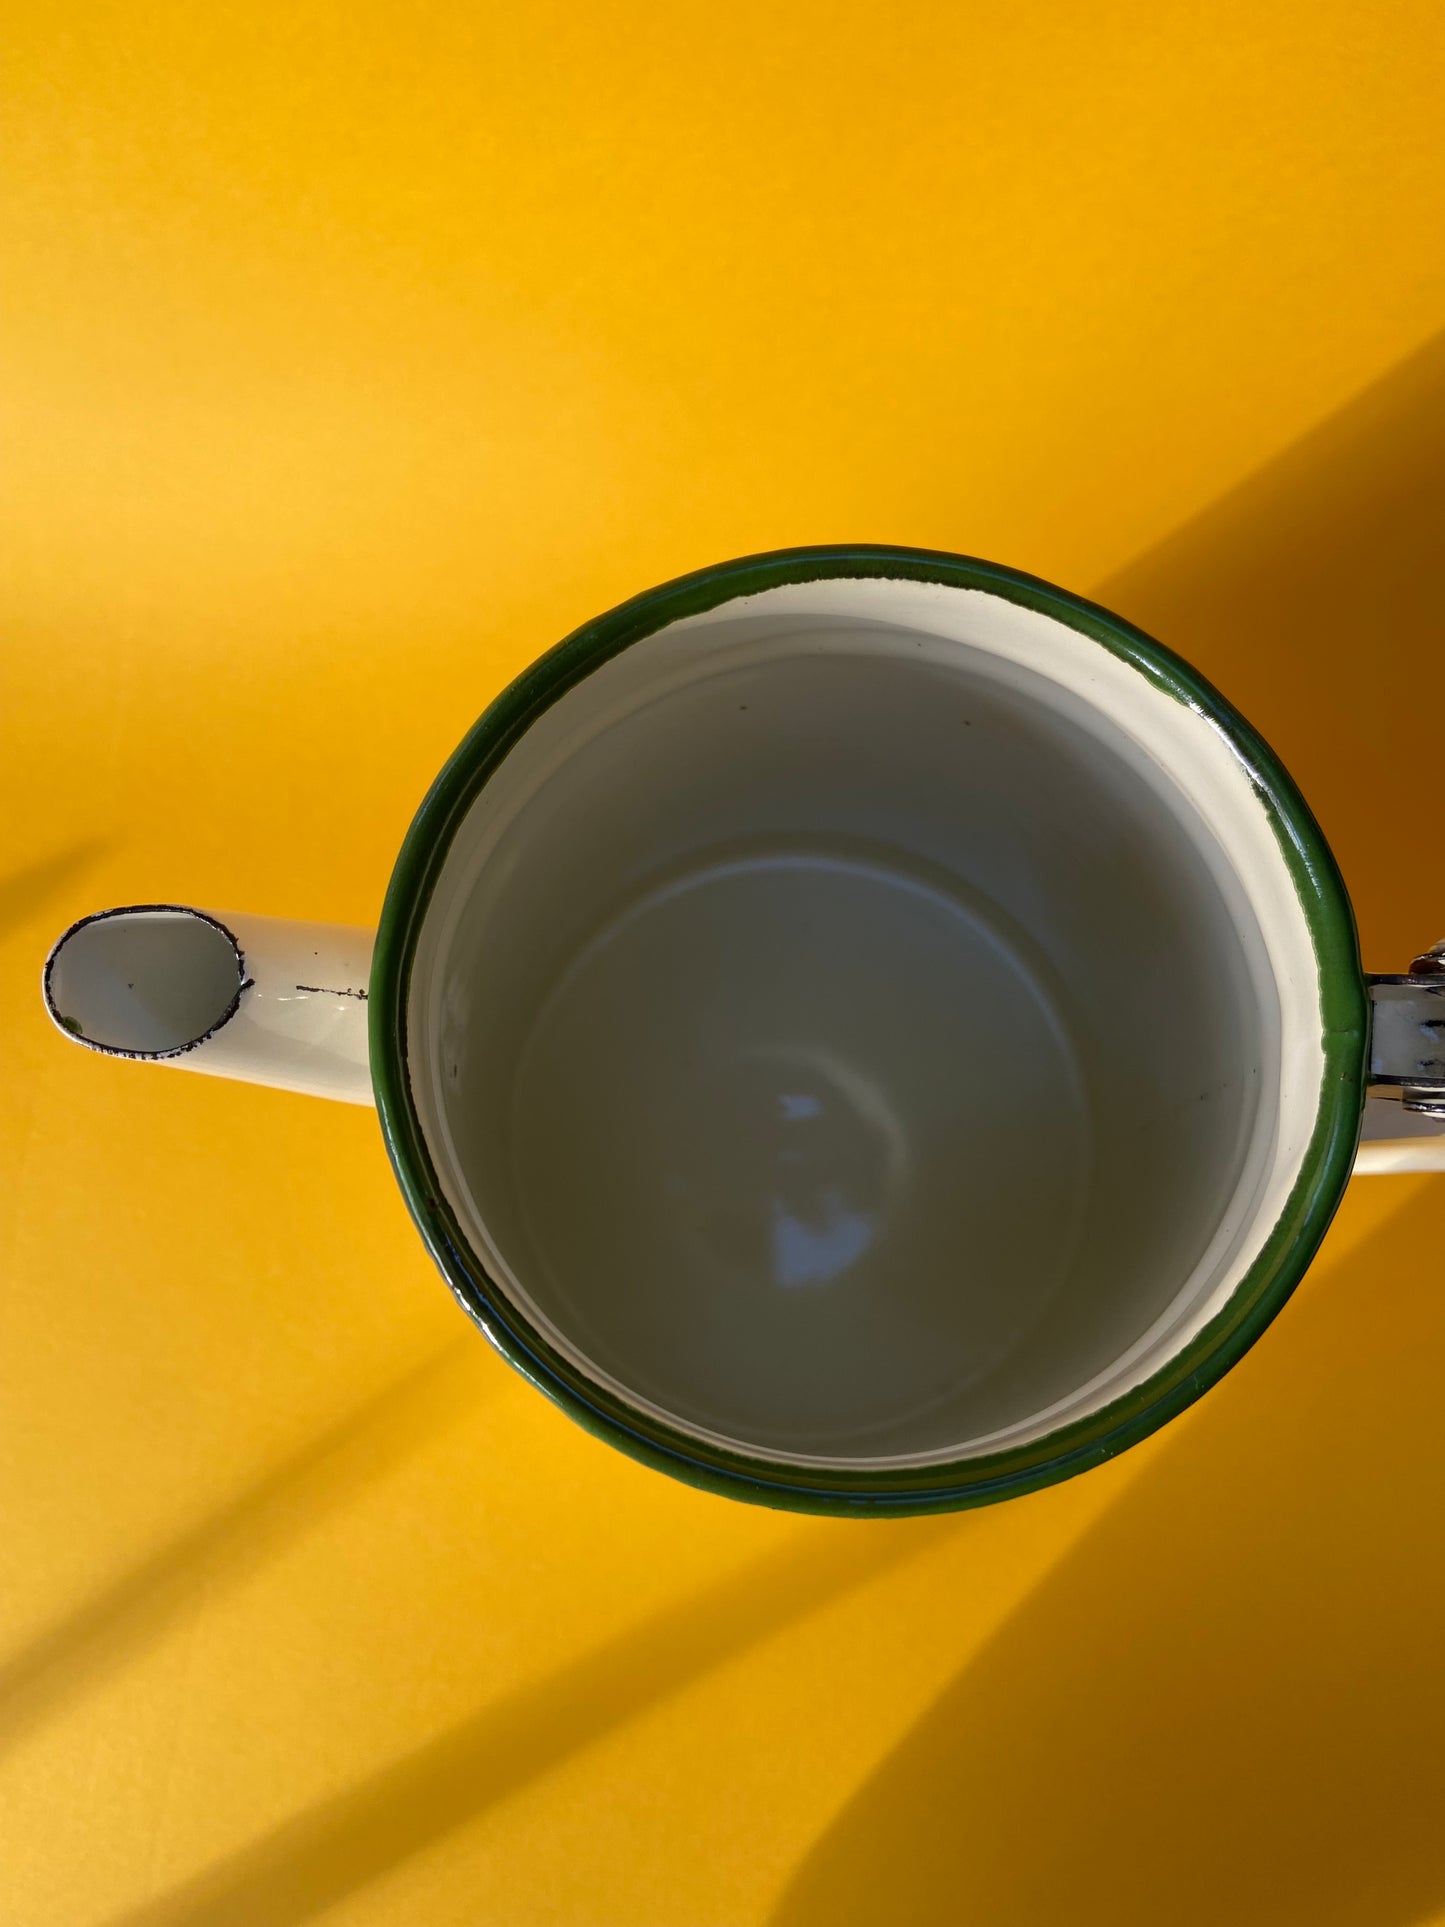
left=5, top=3, right=1445, bottom=1922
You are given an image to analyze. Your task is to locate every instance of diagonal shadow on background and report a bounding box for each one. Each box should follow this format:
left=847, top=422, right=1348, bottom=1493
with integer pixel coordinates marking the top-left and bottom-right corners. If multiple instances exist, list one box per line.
left=1098, top=324, right=1445, bottom=972
left=772, top=1189, right=1445, bottom=1927
left=0, top=842, right=110, bottom=942
left=0, top=1342, right=483, bottom=1761
left=97, top=1513, right=954, bottom=1927
left=771, top=330, right=1445, bottom=1927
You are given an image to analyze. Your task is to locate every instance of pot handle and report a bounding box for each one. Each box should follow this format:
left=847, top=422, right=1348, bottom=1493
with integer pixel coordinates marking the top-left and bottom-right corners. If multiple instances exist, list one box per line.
left=1359, top=941, right=1445, bottom=1173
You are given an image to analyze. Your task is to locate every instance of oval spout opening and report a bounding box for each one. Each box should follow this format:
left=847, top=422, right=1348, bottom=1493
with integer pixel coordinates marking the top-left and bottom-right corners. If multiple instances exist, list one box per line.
left=44, top=907, right=245, bottom=1058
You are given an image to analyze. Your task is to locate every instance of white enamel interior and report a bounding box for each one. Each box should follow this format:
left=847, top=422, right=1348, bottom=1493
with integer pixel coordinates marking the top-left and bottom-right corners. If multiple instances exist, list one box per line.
left=47, top=910, right=242, bottom=1055
left=407, top=579, right=1324, bottom=1467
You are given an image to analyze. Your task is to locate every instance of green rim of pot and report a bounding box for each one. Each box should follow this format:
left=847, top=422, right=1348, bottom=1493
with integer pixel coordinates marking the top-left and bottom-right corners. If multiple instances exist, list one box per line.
left=370, top=545, right=1368, bottom=1516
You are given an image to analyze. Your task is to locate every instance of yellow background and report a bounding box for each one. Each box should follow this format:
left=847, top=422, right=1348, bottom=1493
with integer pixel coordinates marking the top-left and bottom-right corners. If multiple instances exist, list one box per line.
left=5, top=3, right=1445, bottom=1921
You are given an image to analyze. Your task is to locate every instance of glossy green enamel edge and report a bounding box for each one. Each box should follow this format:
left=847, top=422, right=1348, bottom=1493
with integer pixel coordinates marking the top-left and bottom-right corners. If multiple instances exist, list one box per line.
left=370, top=545, right=1368, bottom=1516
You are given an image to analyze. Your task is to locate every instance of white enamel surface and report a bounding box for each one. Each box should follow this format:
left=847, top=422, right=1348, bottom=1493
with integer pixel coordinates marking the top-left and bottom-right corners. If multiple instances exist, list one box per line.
left=407, top=577, right=1326, bottom=1466
left=45, top=909, right=375, bottom=1105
